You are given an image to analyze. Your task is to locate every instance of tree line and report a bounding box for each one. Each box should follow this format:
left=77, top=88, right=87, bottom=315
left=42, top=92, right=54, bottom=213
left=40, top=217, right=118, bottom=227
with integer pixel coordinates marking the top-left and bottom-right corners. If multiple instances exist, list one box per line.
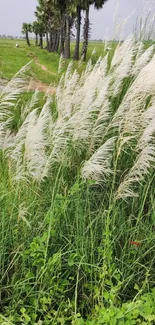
left=22, top=0, right=108, bottom=61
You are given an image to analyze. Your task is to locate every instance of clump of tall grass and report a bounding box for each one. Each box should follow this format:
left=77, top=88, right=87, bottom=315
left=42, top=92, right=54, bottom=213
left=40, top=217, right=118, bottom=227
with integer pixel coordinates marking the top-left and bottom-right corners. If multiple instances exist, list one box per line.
left=0, top=36, right=155, bottom=322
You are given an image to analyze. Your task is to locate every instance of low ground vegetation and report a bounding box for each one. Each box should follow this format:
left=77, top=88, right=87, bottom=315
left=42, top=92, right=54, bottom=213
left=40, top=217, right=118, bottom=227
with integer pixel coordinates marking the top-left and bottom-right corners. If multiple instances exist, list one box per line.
left=0, top=39, right=106, bottom=84
left=0, top=37, right=155, bottom=324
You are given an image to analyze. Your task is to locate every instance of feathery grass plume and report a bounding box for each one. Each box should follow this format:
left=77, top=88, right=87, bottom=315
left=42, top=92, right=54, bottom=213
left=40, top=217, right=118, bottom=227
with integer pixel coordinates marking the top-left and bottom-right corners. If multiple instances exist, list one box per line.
left=85, top=73, right=112, bottom=149
left=111, top=35, right=134, bottom=68
left=21, top=89, right=40, bottom=122
left=56, top=70, right=80, bottom=118
left=56, top=55, right=110, bottom=150
left=110, top=36, right=136, bottom=95
left=67, top=79, right=110, bottom=147
left=111, top=54, right=155, bottom=134
left=11, top=109, right=38, bottom=182
left=42, top=117, right=72, bottom=178
left=0, top=61, right=31, bottom=109
left=116, top=145, right=155, bottom=199
left=132, top=44, right=155, bottom=76
left=64, top=61, right=74, bottom=88
left=56, top=74, right=65, bottom=112
left=68, top=109, right=95, bottom=146
left=74, top=55, right=108, bottom=114
left=0, top=121, right=14, bottom=150
left=116, top=135, right=135, bottom=159
left=81, top=137, right=116, bottom=183
left=56, top=56, right=108, bottom=134
left=137, top=118, right=155, bottom=150
left=23, top=98, right=51, bottom=181
left=1, top=130, right=15, bottom=156
left=142, top=102, right=155, bottom=124
left=58, top=53, right=66, bottom=75
left=0, top=62, right=31, bottom=145
left=10, top=97, right=51, bottom=182
left=91, top=100, right=111, bottom=146
left=137, top=103, right=155, bottom=150
left=136, top=42, right=144, bottom=60
left=82, top=58, right=93, bottom=80
left=17, top=203, right=31, bottom=228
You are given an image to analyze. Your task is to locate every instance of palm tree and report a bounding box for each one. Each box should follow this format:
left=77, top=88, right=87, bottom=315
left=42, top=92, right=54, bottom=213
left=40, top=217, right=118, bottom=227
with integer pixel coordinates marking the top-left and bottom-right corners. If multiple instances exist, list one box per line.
left=36, top=0, right=61, bottom=52
left=22, top=23, right=32, bottom=46
left=54, top=0, right=66, bottom=55
left=64, top=2, right=76, bottom=59
left=81, top=1, right=90, bottom=61
left=73, top=3, right=82, bottom=60
left=81, top=0, right=108, bottom=61
left=37, top=21, right=45, bottom=49
left=35, top=0, right=49, bottom=50
left=32, top=21, right=40, bottom=46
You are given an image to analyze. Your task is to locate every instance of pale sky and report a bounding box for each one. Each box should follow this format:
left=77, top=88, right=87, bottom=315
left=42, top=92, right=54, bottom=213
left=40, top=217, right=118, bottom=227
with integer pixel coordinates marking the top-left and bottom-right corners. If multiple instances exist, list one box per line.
left=0, top=0, right=154, bottom=39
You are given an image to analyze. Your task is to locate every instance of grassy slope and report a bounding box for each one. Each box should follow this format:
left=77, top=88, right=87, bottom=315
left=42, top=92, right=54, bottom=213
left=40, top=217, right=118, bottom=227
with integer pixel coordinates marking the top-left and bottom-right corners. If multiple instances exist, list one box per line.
left=0, top=39, right=106, bottom=86
left=0, top=39, right=60, bottom=84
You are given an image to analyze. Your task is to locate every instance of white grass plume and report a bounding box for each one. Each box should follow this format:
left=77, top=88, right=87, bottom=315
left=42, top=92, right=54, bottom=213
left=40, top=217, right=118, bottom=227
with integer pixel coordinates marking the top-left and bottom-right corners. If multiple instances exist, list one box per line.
left=111, top=36, right=136, bottom=95
left=0, top=61, right=31, bottom=109
left=81, top=137, right=116, bottom=183
left=17, top=203, right=31, bottom=228
left=58, top=53, right=66, bottom=74
left=111, top=36, right=135, bottom=68
left=24, top=99, right=51, bottom=180
left=111, top=54, right=155, bottom=134
left=0, top=62, right=31, bottom=146
left=137, top=103, right=155, bottom=149
left=136, top=42, right=144, bottom=60
left=11, top=98, right=51, bottom=182
left=11, top=109, right=38, bottom=182
left=132, top=44, right=155, bottom=76
left=116, top=145, right=155, bottom=199
left=42, top=116, right=73, bottom=178
left=56, top=70, right=80, bottom=118
left=64, top=61, right=74, bottom=88
left=21, top=89, right=39, bottom=122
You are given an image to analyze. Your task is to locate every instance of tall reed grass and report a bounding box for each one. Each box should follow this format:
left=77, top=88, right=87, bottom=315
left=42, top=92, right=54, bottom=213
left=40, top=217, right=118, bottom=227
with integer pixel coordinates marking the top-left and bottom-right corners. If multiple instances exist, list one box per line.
left=0, top=36, right=155, bottom=324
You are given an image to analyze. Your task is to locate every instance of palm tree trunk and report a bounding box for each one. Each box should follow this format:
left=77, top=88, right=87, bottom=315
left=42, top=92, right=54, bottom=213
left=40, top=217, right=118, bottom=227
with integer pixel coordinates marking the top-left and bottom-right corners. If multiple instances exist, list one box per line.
left=60, top=9, right=65, bottom=55
left=55, top=33, right=60, bottom=52
left=26, top=31, right=30, bottom=46
left=39, top=34, right=43, bottom=49
left=52, top=33, right=56, bottom=52
left=73, top=6, right=81, bottom=60
left=49, top=31, right=53, bottom=52
left=81, top=7, right=90, bottom=61
left=35, top=34, right=38, bottom=46
left=64, top=15, right=70, bottom=59
left=46, top=31, right=49, bottom=51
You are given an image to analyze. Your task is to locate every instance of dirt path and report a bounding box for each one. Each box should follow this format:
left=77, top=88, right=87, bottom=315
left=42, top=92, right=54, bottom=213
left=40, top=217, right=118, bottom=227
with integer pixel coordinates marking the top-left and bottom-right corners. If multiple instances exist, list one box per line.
left=34, top=59, right=58, bottom=76
left=27, top=52, right=57, bottom=76
left=0, top=78, right=56, bottom=95
left=0, top=52, right=57, bottom=94
left=27, top=79, right=56, bottom=94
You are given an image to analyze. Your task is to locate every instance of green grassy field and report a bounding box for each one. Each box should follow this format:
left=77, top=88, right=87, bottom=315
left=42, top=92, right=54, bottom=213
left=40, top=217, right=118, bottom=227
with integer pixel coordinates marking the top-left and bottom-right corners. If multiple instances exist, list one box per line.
left=0, top=39, right=107, bottom=85
left=0, top=38, right=155, bottom=324
left=0, top=39, right=60, bottom=84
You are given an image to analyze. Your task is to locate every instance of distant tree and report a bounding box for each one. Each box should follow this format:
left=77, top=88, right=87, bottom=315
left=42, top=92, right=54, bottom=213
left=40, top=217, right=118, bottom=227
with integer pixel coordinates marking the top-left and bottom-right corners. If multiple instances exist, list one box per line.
left=22, top=23, right=32, bottom=46
left=32, top=21, right=40, bottom=46
left=37, top=21, right=46, bottom=49
left=81, top=0, right=108, bottom=61
left=35, top=0, right=59, bottom=52
left=73, top=2, right=82, bottom=60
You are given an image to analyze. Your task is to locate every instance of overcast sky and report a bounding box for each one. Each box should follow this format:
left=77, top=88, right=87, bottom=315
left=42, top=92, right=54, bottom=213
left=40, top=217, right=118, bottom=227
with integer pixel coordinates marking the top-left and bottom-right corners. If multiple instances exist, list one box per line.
left=0, top=0, right=154, bottom=39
